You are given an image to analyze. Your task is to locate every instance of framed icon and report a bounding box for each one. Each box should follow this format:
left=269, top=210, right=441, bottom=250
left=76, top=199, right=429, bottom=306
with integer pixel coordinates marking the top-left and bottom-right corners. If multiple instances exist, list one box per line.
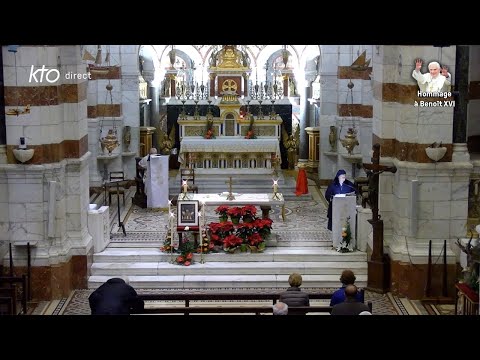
left=177, top=200, right=199, bottom=227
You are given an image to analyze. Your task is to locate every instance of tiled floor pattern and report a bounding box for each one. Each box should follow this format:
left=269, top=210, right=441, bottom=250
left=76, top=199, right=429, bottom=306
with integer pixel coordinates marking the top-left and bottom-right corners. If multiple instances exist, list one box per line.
left=39, top=287, right=401, bottom=315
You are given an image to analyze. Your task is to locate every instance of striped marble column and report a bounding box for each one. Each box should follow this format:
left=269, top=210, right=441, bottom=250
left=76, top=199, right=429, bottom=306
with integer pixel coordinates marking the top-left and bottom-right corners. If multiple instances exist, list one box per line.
left=0, top=45, right=92, bottom=300
left=373, top=45, right=466, bottom=299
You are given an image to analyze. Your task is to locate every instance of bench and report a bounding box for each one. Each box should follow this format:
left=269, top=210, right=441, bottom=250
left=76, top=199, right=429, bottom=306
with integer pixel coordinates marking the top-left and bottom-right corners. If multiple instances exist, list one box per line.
left=135, top=290, right=371, bottom=315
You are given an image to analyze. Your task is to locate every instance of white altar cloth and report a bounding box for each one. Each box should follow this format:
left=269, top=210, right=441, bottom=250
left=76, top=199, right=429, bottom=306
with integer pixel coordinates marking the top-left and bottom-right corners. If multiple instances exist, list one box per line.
left=178, top=138, right=281, bottom=165
left=147, top=155, right=169, bottom=208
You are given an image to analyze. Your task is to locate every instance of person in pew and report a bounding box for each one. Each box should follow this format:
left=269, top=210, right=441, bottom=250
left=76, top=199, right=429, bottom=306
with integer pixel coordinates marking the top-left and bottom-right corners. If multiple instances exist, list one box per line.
left=330, top=284, right=370, bottom=315
left=325, top=169, right=357, bottom=231
left=330, top=269, right=364, bottom=306
left=88, top=277, right=144, bottom=315
left=279, top=273, right=310, bottom=314
left=273, top=301, right=289, bottom=315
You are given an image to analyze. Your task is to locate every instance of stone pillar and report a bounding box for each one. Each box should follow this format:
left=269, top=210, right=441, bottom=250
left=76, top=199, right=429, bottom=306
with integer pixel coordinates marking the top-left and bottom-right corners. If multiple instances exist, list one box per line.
left=283, top=74, right=289, bottom=97
left=453, top=45, right=469, bottom=144
left=373, top=45, right=463, bottom=299
left=149, top=85, right=160, bottom=140
left=1, top=45, right=92, bottom=300
left=209, top=73, right=216, bottom=97
left=298, top=84, right=311, bottom=163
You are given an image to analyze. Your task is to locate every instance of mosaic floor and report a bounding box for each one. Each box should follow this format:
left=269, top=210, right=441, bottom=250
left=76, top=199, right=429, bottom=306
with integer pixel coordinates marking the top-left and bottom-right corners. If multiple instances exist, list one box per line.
left=30, top=287, right=455, bottom=315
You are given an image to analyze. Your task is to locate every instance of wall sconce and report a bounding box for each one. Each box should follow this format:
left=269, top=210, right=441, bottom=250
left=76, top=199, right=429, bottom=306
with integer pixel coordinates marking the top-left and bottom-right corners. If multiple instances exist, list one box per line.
left=13, top=137, right=34, bottom=163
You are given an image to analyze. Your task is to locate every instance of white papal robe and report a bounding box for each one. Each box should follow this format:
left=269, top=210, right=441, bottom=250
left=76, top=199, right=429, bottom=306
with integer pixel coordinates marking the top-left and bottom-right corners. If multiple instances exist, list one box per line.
left=412, top=70, right=451, bottom=93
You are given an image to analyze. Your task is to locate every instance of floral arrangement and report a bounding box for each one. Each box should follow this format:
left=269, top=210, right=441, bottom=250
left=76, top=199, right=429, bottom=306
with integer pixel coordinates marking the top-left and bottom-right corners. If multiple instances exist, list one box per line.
left=245, top=114, right=257, bottom=139
left=337, top=216, right=353, bottom=253
left=204, top=119, right=215, bottom=139
left=227, top=207, right=243, bottom=223
left=208, top=206, right=273, bottom=253
left=215, top=205, right=229, bottom=221
left=175, top=233, right=196, bottom=266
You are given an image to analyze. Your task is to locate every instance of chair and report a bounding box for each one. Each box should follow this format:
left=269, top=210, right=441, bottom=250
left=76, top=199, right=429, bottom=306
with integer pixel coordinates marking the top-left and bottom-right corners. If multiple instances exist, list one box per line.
left=180, top=168, right=198, bottom=194
left=108, top=171, right=126, bottom=205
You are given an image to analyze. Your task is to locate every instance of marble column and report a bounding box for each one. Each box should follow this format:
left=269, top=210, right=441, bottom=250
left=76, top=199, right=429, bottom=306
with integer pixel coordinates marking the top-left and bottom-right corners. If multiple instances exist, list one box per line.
left=452, top=45, right=469, bottom=144
left=1, top=45, right=92, bottom=300
left=149, top=85, right=160, bottom=134
left=0, top=49, right=5, bottom=147
left=298, top=84, right=311, bottom=163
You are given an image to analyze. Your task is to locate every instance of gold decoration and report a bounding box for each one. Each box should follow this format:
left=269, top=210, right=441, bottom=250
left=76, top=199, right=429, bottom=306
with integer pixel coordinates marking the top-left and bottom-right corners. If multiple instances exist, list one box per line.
left=340, top=128, right=359, bottom=155
left=222, top=79, right=237, bottom=93
left=100, top=129, right=119, bottom=154
left=157, top=125, right=175, bottom=155
left=217, top=45, right=243, bottom=69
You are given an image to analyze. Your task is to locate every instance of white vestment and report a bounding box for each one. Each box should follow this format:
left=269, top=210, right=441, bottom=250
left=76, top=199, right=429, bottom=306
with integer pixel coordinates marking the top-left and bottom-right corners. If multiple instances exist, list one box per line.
left=412, top=70, right=451, bottom=93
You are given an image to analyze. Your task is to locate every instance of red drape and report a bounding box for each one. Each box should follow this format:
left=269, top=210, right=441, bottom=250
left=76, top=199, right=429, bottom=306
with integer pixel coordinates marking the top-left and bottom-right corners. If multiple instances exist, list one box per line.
left=295, top=168, right=309, bottom=196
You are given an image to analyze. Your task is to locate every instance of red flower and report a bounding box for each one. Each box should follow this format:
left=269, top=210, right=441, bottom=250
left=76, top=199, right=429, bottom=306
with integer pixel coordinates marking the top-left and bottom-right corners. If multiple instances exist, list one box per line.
left=214, top=205, right=229, bottom=216
left=184, top=261, right=191, bottom=266
left=227, top=207, right=243, bottom=217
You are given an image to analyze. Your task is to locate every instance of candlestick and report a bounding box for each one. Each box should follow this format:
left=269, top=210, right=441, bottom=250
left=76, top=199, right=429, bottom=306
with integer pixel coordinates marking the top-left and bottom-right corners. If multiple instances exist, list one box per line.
left=169, top=211, right=175, bottom=263
left=182, top=180, right=188, bottom=194
left=273, top=180, right=278, bottom=194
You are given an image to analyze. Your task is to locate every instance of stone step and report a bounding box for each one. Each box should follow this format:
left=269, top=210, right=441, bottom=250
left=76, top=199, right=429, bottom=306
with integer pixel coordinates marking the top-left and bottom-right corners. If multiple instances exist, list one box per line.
left=93, top=247, right=367, bottom=263
left=90, top=261, right=368, bottom=276
left=88, top=274, right=368, bottom=289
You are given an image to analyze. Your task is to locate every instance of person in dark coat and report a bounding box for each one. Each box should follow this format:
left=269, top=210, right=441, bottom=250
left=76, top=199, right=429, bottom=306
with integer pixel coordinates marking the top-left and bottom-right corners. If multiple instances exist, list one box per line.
left=88, top=278, right=144, bottom=315
left=330, top=284, right=370, bottom=315
left=279, top=273, right=310, bottom=314
left=330, top=269, right=364, bottom=306
left=324, top=169, right=357, bottom=231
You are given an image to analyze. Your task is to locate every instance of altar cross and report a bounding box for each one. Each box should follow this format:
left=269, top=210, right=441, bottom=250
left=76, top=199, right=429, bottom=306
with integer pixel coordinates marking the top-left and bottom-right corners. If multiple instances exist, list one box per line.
left=362, top=143, right=397, bottom=293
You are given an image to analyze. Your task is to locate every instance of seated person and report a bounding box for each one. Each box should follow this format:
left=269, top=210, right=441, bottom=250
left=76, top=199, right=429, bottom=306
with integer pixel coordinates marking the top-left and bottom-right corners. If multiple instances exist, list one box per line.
left=330, top=269, right=364, bottom=306
left=88, top=277, right=144, bottom=315
left=279, top=273, right=309, bottom=314
left=331, top=284, right=370, bottom=315
left=272, top=301, right=289, bottom=315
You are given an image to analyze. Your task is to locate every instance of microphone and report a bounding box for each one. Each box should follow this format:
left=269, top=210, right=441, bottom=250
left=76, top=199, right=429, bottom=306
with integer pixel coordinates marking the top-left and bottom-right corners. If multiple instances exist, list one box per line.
left=341, top=183, right=357, bottom=194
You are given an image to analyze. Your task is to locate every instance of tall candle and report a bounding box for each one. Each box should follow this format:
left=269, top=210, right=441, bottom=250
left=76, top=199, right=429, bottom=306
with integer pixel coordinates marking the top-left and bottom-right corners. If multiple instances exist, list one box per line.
left=182, top=180, right=188, bottom=193
left=273, top=180, right=278, bottom=193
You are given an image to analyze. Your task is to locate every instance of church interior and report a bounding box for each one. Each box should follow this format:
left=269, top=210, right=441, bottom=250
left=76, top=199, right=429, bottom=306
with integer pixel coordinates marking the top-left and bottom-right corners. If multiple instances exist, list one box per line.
left=1, top=44, right=479, bottom=315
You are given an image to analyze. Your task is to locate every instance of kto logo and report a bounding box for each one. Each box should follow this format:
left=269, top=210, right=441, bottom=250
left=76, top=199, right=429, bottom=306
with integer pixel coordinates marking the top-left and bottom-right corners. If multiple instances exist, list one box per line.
left=29, top=65, right=60, bottom=83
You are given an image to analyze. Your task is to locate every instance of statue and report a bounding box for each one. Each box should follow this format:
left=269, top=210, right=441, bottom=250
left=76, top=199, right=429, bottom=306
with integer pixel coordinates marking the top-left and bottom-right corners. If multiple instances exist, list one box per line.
left=157, top=125, right=175, bottom=155
left=282, top=124, right=300, bottom=170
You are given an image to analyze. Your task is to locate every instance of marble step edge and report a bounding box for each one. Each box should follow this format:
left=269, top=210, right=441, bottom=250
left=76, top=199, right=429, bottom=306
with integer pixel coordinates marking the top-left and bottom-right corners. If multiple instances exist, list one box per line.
left=88, top=274, right=368, bottom=289
left=91, top=261, right=368, bottom=271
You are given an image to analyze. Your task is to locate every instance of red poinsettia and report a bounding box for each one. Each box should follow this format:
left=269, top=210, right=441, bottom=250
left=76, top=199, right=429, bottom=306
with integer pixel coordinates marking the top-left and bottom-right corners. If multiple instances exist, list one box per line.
left=223, top=234, right=243, bottom=252
left=227, top=207, right=243, bottom=218
left=214, top=205, right=229, bottom=217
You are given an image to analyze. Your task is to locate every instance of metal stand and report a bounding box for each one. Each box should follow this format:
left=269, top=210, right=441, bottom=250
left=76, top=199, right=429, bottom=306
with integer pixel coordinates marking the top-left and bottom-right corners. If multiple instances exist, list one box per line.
left=115, top=182, right=126, bottom=236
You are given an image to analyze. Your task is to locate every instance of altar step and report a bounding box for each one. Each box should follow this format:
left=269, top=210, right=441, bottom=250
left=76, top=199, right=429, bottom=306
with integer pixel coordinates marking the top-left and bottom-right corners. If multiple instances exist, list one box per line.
left=169, top=171, right=311, bottom=201
left=88, top=246, right=367, bottom=289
